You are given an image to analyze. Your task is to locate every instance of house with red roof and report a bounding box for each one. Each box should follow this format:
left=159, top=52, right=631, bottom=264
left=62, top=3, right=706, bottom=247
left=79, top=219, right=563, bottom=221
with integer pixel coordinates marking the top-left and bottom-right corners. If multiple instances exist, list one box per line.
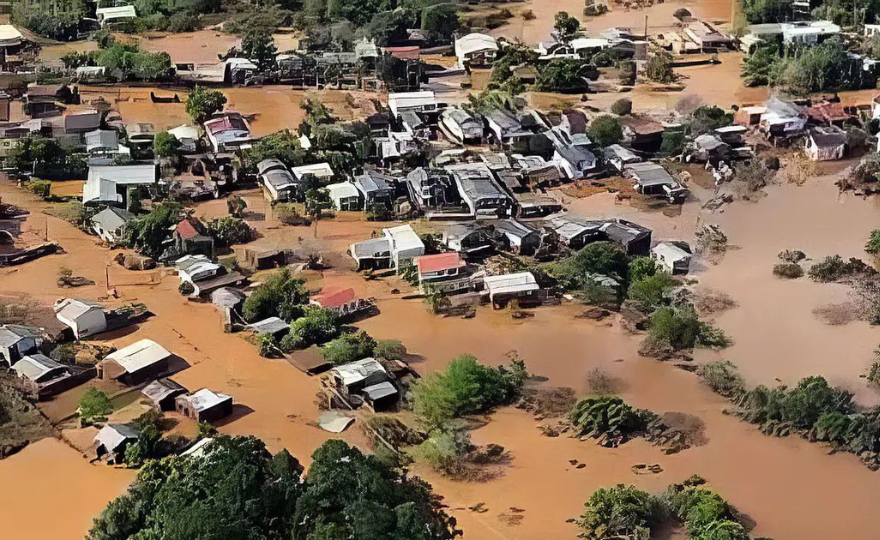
left=310, top=288, right=359, bottom=315
left=414, top=252, right=475, bottom=295
left=163, top=218, right=214, bottom=262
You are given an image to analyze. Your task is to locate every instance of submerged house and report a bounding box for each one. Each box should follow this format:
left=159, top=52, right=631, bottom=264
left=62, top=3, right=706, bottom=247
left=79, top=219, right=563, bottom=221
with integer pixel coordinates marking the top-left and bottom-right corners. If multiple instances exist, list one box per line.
left=484, top=272, right=542, bottom=308
left=415, top=252, right=471, bottom=294
left=490, top=219, right=541, bottom=255
left=310, top=288, right=360, bottom=315
left=405, top=168, right=458, bottom=210
left=349, top=224, right=425, bottom=270
left=388, top=91, right=440, bottom=118
left=484, top=109, right=532, bottom=148
left=0, top=324, right=42, bottom=365
left=176, top=389, right=234, bottom=423
left=806, top=126, right=847, bottom=161
left=83, top=163, right=158, bottom=207
left=142, top=378, right=188, bottom=411
left=93, top=424, right=139, bottom=463
left=90, top=207, right=134, bottom=244
left=54, top=298, right=107, bottom=339
left=651, top=242, right=692, bottom=274
left=442, top=222, right=495, bottom=254
left=12, top=353, right=89, bottom=398
left=97, top=338, right=172, bottom=385
left=624, top=162, right=689, bottom=203
left=455, top=33, right=499, bottom=67
left=204, top=113, right=253, bottom=152
left=330, top=358, right=398, bottom=410
left=604, top=144, right=641, bottom=172
left=353, top=170, right=396, bottom=208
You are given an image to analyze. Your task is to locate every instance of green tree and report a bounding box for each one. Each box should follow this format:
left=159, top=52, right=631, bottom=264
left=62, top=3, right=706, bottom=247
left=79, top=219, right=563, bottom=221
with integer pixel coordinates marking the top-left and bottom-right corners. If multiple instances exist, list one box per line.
left=741, top=43, right=779, bottom=87
left=553, top=11, right=581, bottom=41
left=374, top=339, right=407, bottom=361
left=280, top=307, right=341, bottom=351
left=292, top=440, right=460, bottom=539
left=588, top=115, right=624, bottom=147
left=153, top=132, right=180, bottom=159
left=578, top=484, right=665, bottom=540
left=552, top=241, right=630, bottom=290
left=627, top=271, right=677, bottom=311
left=122, top=202, right=182, bottom=258
left=421, top=3, right=459, bottom=42
left=611, top=98, right=633, bottom=116
left=321, top=331, right=377, bottom=364
left=206, top=216, right=254, bottom=246
left=689, top=105, right=733, bottom=134
left=628, top=257, right=659, bottom=282
left=646, top=52, right=675, bottom=83
left=411, top=354, right=527, bottom=429
left=241, top=29, right=278, bottom=70
left=569, top=396, right=655, bottom=439
left=866, top=229, right=880, bottom=254
left=186, top=86, right=227, bottom=124
left=79, top=388, right=113, bottom=424
left=242, top=268, right=310, bottom=322
left=88, top=436, right=302, bottom=540
left=534, top=58, right=594, bottom=93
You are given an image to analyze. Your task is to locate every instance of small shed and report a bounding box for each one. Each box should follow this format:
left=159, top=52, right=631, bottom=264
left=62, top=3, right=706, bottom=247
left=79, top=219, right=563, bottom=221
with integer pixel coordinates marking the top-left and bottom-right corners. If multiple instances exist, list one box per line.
left=651, top=242, right=692, bottom=275
left=362, top=381, right=399, bottom=411
left=142, top=378, right=188, bottom=411
left=98, top=339, right=172, bottom=385
left=175, top=389, right=234, bottom=423
left=54, top=298, right=107, bottom=340
left=484, top=272, right=541, bottom=308
left=330, top=358, right=388, bottom=395
left=247, top=317, right=290, bottom=338
left=94, top=424, right=139, bottom=463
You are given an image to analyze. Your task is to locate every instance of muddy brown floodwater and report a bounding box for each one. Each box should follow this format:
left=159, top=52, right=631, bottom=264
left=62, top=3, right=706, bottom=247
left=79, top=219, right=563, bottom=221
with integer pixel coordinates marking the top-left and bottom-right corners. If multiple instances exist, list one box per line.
left=4, top=159, right=880, bottom=538
left=0, top=438, right=134, bottom=539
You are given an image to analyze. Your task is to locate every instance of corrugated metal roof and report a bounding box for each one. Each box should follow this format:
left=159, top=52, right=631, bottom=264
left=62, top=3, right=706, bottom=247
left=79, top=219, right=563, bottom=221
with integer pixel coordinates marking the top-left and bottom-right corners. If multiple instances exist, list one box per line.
left=104, top=339, right=171, bottom=374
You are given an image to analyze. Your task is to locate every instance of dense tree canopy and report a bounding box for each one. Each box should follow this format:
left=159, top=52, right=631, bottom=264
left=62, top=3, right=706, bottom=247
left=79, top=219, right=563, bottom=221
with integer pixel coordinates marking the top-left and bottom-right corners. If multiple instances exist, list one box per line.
left=242, top=268, right=310, bottom=322
left=186, top=87, right=228, bottom=124
left=89, top=436, right=460, bottom=540
left=411, top=354, right=527, bottom=429
left=588, top=116, right=624, bottom=147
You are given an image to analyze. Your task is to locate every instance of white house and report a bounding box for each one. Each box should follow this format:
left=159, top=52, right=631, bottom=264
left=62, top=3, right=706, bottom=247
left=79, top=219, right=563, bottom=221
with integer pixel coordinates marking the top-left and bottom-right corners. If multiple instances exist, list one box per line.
left=54, top=299, right=108, bottom=339
left=455, top=33, right=499, bottom=67
left=384, top=224, right=425, bottom=269
left=291, top=162, right=334, bottom=183
left=651, top=242, right=691, bottom=275
left=805, top=127, right=847, bottom=162
left=326, top=182, right=363, bottom=211
left=388, top=91, right=439, bottom=118
left=96, top=5, right=137, bottom=26
left=257, top=159, right=299, bottom=202
left=83, top=163, right=158, bottom=206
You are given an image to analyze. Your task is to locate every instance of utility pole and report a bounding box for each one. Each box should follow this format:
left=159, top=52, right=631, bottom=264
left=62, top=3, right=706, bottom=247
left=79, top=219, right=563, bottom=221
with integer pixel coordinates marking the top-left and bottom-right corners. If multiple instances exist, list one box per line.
left=644, top=15, right=648, bottom=40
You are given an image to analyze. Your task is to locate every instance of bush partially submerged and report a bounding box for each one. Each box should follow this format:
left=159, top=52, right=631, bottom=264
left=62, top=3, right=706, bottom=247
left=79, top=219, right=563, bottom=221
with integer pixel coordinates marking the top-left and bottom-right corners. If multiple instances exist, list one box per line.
left=648, top=305, right=729, bottom=351
left=696, top=361, right=746, bottom=398
left=773, top=262, right=804, bottom=279
left=578, top=484, right=666, bottom=540
left=569, top=396, right=655, bottom=442
left=410, top=354, right=527, bottom=429
left=808, top=255, right=876, bottom=283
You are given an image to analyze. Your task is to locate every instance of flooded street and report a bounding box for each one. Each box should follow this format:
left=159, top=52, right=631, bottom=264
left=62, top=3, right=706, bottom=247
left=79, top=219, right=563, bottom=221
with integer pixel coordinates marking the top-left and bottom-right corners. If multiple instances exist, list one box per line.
left=0, top=438, right=134, bottom=539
